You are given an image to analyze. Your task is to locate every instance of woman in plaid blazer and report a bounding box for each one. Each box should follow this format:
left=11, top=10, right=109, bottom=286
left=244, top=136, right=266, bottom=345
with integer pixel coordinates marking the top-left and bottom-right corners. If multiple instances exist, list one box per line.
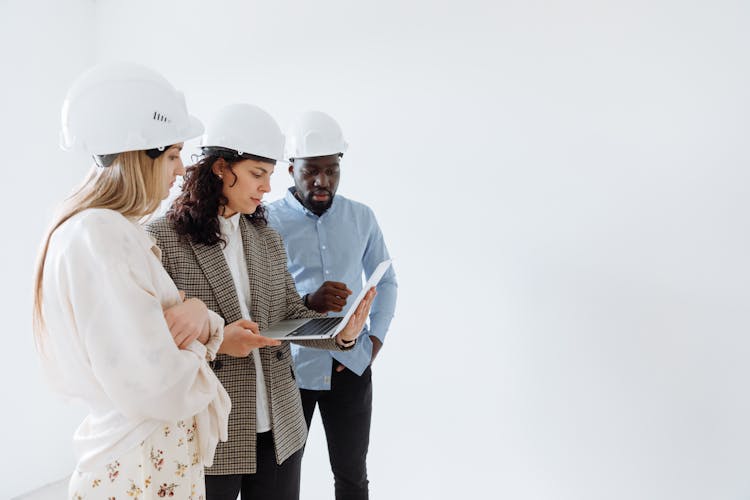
left=146, top=103, right=375, bottom=500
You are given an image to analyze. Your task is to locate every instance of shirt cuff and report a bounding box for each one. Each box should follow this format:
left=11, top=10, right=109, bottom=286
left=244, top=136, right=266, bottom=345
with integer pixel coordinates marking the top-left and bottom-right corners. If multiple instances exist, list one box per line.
left=367, top=325, right=387, bottom=344
left=204, top=310, right=225, bottom=361
left=185, top=340, right=208, bottom=360
left=336, top=336, right=357, bottom=351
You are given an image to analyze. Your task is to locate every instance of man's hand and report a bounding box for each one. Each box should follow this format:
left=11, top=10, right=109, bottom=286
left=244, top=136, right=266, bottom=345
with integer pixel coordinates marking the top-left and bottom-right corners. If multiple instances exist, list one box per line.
left=306, top=281, right=352, bottom=313
left=164, top=296, right=210, bottom=349
left=218, top=318, right=281, bottom=357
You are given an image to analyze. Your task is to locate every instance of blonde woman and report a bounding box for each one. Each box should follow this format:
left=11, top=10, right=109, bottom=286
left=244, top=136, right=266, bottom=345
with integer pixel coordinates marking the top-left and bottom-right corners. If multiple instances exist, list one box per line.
left=33, top=62, right=230, bottom=499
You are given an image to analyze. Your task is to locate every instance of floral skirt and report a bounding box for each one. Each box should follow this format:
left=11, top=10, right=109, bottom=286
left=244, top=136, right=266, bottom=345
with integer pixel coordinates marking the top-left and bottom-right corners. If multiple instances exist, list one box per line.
left=69, top=418, right=205, bottom=499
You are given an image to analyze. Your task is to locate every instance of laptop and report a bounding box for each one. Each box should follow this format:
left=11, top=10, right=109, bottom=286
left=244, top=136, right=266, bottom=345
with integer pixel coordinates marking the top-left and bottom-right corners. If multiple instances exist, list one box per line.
left=261, top=259, right=392, bottom=340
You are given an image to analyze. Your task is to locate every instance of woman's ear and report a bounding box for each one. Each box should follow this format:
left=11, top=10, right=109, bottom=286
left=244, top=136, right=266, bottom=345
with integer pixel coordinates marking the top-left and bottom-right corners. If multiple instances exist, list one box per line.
left=212, top=158, right=225, bottom=179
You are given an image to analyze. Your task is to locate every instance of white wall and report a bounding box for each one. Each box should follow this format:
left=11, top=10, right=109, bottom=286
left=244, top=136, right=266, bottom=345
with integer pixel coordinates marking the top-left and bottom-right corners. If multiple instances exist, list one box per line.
left=2, top=0, right=750, bottom=498
left=0, top=0, right=95, bottom=497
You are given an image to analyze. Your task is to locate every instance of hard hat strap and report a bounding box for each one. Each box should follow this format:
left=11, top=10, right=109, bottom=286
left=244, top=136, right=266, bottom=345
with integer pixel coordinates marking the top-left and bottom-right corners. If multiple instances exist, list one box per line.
left=93, top=154, right=119, bottom=168
left=201, top=147, right=276, bottom=165
left=145, top=146, right=167, bottom=160
left=93, top=145, right=167, bottom=168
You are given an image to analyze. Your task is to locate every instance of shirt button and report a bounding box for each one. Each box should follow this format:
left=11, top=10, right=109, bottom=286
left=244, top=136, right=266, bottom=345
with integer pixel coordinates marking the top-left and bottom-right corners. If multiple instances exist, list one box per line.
left=322, top=245, right=326, bottom=250
left=325, top=270, right=330, bottom=274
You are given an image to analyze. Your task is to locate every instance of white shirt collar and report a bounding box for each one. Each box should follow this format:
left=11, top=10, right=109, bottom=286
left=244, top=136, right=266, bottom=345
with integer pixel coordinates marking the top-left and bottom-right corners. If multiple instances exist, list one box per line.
left=218, top=212, right=242, bottom=237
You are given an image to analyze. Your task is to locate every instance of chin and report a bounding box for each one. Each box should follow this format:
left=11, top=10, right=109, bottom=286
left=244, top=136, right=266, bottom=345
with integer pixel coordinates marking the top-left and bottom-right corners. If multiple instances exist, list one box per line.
left=311, top=201, right=331, bottom=212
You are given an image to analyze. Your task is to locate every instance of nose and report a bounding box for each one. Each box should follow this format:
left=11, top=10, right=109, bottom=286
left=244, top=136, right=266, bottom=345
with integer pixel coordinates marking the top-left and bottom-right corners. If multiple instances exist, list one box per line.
left=260, top=176, right=271, bottom=193
left=175, top=158, right=186, bottom=176
left=313, top=173, right=329, bottom=188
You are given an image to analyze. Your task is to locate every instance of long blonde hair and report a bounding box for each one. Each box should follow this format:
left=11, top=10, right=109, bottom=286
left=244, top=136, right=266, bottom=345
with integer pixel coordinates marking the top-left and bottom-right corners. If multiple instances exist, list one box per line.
left=32, top=150, right=167, bottom=353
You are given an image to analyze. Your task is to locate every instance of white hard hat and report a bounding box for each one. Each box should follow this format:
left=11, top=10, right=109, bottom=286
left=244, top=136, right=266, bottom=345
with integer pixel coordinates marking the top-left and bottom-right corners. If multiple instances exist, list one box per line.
left=201, top=103, right=285, bottom=162
left=285, top=111, right=348, bottom=160
left=60, top=62, right=203, bottom=156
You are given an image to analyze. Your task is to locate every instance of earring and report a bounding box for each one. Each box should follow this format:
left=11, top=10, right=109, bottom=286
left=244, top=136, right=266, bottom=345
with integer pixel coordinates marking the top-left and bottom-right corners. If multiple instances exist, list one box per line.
left=218, top=174, right=223, bottom=180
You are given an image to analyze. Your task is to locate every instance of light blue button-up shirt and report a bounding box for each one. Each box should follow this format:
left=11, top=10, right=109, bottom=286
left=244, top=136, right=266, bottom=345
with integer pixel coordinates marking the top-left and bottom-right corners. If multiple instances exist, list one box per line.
left=267, top=189, right=398, bottom=390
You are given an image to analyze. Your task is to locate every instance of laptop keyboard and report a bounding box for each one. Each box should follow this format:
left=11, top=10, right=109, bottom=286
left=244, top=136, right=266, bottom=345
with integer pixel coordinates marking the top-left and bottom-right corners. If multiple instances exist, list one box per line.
left=285, top=317, right=344, bottom=338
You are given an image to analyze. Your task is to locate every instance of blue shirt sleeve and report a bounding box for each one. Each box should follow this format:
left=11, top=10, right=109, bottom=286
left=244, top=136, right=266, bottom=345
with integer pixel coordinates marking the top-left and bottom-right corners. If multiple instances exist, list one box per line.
left=361, top=206, right=398, bottom=343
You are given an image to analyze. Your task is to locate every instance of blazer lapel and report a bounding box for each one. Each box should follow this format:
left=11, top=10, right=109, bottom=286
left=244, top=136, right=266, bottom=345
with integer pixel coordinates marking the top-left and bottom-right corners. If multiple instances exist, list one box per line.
left=240, top=216, right=271, bottom=329
left=189, top=237, right=244, bottom=323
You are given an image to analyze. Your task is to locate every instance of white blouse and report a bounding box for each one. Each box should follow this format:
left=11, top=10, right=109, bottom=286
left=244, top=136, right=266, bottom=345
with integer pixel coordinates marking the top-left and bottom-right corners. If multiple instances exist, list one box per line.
left=218, top=213, right=272, bottom=432
left=41, top=208, right=230, bottom=472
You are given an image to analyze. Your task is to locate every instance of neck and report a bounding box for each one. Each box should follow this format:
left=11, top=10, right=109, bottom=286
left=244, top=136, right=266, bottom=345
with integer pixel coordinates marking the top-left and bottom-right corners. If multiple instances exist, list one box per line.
left=219, top=206, right=238, bottom=218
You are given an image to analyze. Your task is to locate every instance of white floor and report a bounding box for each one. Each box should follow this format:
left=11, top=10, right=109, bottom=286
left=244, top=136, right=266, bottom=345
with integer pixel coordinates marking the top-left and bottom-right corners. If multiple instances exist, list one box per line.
left=12, top=477, right=68, bottom=500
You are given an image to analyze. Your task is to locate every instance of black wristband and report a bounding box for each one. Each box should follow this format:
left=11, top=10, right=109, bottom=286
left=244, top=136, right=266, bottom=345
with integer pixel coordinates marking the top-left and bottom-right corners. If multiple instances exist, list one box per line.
left=337, top=337, right=356, bottom=349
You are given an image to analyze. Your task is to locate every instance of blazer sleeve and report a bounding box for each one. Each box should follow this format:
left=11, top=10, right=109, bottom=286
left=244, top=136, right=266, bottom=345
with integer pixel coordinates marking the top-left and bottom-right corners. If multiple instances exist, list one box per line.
left=58, top=220, right=222, bottom=422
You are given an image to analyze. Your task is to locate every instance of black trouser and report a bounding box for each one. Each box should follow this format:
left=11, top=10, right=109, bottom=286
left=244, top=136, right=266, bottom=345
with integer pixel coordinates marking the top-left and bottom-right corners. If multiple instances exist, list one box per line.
left=300, top=365, right=373, bottom=500
left=204, top=431, right=302, bottom=500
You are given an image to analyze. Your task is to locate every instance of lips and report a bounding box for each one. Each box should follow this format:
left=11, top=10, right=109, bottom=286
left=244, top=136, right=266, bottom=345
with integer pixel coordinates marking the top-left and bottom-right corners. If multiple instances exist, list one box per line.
left=312, top=190, right=331, bottom=201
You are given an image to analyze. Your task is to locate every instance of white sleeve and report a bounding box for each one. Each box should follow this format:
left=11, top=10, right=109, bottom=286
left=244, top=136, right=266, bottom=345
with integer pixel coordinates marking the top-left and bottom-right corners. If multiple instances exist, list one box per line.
left=203, top=310, right=225, bottom=361
left=59, top=223, right=222, bottom=423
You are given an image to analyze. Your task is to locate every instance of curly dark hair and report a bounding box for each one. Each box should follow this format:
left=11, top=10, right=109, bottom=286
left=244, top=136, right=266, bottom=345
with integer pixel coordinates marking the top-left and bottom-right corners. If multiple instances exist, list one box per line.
left=168, top=150, right=268, bottom=246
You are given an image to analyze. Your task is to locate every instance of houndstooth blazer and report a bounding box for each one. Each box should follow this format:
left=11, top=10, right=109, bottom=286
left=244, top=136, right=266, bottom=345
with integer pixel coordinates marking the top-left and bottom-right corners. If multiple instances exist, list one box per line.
left=146, top=214, right=343, bottom=475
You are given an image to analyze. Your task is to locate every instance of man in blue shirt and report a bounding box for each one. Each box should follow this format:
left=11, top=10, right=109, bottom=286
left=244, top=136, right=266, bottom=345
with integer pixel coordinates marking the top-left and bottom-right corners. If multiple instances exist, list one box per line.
left=267, top=111, right=397, bottom=500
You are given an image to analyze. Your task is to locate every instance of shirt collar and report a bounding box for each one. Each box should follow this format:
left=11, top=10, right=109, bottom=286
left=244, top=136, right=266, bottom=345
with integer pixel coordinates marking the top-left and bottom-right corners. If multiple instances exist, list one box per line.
left=285, top=187, right=307, bottom=214
left=218, top=212, right=242, bottom=236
